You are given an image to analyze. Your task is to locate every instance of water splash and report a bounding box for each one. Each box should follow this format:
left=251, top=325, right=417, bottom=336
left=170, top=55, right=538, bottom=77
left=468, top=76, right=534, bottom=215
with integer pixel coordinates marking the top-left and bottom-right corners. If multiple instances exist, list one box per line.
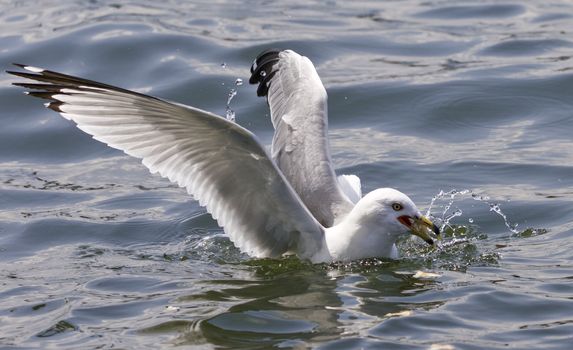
left=441, top=209, right=463, bottom=231
left=488, top=203, right=519, bottom=233
left=223, top=76, right=243, bottom=123
left=426, top=189, right=519, bottom=234
left=225, top=88, right=237, bottom=122
left=426, top=189, right=469, bottom=217
left=394, top=188, right=528, bottom=271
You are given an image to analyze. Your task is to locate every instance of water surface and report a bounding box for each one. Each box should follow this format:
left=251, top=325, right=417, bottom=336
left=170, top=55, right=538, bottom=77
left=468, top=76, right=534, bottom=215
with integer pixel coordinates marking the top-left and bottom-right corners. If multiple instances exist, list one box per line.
left=1, top=0, right=573, bottom=349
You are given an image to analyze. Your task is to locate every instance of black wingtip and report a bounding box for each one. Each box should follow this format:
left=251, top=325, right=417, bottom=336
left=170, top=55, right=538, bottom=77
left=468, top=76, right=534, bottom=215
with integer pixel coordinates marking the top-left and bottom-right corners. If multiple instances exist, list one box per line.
left=47, top=101, right=64, bottom=112
left=7, top=64, right=44, bottom=76
left=6, top=70, right=35, bottom=81
left=7, top=63, right=24, bottom=75
left=250, top=49, right=282, bottom=74
left=249, top=48, right=283, bottom=97
left=25, top=91, right=57, bottom=100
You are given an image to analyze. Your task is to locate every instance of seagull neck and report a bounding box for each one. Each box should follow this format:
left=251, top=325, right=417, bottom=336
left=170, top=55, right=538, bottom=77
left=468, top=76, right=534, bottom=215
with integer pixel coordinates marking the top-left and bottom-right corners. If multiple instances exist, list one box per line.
left=324, top=205, right=398, bottom=261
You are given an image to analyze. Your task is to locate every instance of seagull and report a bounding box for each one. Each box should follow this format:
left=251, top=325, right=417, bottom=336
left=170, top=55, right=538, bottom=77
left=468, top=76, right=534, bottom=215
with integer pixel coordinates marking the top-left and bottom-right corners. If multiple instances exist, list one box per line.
left=7, top=49, right=439, bottom=263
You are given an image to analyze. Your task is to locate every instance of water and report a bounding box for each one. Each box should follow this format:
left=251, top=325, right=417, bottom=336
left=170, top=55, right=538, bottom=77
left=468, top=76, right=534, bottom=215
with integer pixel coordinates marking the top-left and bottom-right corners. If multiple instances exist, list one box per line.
left=1, top=0, right=572, bottom=348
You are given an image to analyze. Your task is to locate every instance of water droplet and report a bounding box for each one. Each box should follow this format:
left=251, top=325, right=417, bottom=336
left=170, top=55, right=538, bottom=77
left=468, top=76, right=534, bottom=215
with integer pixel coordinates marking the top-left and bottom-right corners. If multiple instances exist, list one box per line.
left=488, top=203, right=519, bottom=234
left=428, top=188, right=519, bottom=235
left=235, top=78, right=243, bottom=86
left=225, top=88, right=238, bottom=123
left=226, top=108, right=235, bottom=122
left=227, top=88, right=237, bottom=105
left=471, top=193, right=490, bottom=201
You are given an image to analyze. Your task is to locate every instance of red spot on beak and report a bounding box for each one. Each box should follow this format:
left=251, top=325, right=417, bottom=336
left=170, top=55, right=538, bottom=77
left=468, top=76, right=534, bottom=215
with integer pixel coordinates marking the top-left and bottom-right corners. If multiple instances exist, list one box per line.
left=397, top=215, right=413, bottom=228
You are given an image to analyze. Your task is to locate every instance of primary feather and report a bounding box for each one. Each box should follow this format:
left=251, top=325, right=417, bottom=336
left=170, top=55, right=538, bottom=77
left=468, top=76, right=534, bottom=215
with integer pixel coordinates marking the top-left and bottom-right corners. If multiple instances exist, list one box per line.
left=8, top=64, right=326, bottom=260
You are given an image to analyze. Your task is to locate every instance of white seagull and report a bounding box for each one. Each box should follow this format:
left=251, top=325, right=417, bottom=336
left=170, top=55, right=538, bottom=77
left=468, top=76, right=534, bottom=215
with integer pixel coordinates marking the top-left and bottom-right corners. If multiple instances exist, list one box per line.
left=8, top=49, right=439, bottom=263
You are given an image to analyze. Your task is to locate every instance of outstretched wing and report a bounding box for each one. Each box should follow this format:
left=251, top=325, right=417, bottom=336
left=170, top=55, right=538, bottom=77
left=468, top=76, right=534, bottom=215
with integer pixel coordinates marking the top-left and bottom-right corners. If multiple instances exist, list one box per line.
left=250, top=49, right=354, bottom=227
left=8, top=64, right=325, bottom=260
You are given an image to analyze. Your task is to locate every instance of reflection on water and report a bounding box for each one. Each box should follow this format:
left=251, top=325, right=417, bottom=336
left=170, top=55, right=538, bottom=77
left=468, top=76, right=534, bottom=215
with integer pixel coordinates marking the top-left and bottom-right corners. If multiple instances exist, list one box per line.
left=166, top=259, right=447, bottom=348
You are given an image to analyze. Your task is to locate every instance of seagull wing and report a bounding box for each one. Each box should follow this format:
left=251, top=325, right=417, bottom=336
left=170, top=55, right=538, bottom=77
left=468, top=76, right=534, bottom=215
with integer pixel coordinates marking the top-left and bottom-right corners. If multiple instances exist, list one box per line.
left=8, top=64, right=326, bottom=260
left=250, top=49, right=354, bottom=227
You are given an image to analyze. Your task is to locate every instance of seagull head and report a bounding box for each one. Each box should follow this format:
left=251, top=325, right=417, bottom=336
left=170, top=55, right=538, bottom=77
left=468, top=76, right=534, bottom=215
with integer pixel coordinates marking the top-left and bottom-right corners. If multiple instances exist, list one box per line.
left=359, top=188, right=440, bottom=245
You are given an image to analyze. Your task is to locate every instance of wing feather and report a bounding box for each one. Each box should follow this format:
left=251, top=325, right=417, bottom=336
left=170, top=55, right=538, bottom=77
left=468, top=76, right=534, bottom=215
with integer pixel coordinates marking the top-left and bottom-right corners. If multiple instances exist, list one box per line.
left=9, top=65, right=326, bottom=260
left=250, top=50, right=354, bottom=227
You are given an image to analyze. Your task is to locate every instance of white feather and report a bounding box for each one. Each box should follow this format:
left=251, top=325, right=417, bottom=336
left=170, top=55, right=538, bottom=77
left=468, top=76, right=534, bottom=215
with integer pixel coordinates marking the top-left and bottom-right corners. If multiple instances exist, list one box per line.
left=11, top=57, right=438, bottom=263
left=337, top=174, right=362, bottom=204
left=264, top=50, right=354, bottom=226
left=15, top=68, right=326, bottom=260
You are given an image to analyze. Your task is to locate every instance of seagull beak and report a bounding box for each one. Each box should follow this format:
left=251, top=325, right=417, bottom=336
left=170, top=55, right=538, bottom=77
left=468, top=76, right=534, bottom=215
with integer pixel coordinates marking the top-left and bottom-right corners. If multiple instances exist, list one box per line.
left=398, top=215, right=440, bottom=245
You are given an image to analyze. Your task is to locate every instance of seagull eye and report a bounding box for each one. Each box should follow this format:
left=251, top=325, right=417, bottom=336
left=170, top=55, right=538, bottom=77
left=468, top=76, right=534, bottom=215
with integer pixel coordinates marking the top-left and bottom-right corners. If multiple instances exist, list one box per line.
left=392, top=203, right=403, bottom=211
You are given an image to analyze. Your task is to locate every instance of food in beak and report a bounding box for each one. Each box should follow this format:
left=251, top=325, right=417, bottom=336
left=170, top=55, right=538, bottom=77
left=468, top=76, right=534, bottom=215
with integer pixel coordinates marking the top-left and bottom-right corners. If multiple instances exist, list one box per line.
left=398, top=215, right=440, bottom=245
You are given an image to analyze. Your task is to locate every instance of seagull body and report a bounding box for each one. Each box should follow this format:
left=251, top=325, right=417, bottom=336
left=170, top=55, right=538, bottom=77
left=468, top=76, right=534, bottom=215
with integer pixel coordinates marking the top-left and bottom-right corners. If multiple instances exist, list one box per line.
left=8, top=49, right=439, bottom=263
